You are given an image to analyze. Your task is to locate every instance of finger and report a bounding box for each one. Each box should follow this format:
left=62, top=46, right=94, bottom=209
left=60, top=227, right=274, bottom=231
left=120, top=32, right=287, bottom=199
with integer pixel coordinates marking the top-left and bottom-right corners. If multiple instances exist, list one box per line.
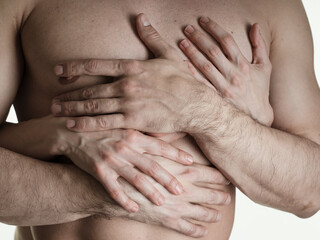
left=199, top=17, right=245, bottom=63
left=118, top=165, right=165, bottom=206
left=146, top=132, right=187, bottom=143
left=131, top=132, right=193, bottom=165
left=52, top=98, right=122, bottom=117
left=184, top=204, right=221, bottom=223
left=183, top=24, right=231, bottom=75
left=185, top=165, right=230, bottom=185
left=184, top=60, right=214, bottom=89
left=136, top=13, right=180, bottom=60
left=185, top=186, right=231, bottom=205
left=129, top=153, right=184, bottom=195
left=99, top=173, right=139, bottom=213
left=173, top=219, right=208, bottom=238
left=179, top=38, right=228, bottom=92
left=54, top=59, right=142, bottom=78
left=65, top=114, right=126, bottom=132
left=250, top=23, right=270, bottom=65
left=53, top=83, right=121, bottom=103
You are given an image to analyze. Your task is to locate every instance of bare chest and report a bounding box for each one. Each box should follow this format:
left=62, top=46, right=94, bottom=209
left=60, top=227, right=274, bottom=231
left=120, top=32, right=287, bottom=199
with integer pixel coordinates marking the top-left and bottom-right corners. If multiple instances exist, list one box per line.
left=17, top=0, right=268, bottom=120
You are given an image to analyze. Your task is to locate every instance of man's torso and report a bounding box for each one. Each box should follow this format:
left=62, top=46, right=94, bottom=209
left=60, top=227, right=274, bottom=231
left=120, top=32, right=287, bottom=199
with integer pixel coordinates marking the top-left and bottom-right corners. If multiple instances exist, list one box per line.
left=13, top=0, right=272, bottom=239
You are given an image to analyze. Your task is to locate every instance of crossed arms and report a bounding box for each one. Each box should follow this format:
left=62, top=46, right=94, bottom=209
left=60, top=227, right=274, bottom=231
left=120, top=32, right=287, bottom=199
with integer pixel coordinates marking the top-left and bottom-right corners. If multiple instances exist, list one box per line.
left=0, top=0, right=319, bottom=238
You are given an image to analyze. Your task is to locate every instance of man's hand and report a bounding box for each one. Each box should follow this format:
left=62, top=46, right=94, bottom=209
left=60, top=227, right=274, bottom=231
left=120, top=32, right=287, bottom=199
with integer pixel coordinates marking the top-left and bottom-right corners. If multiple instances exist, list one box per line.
left=52, top=14, right=207, bottom=133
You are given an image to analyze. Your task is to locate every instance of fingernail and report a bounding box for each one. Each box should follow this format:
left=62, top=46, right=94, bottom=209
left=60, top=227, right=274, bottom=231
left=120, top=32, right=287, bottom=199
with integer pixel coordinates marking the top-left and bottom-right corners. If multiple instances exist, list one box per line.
left=54, top=65, right=64, bottom=76
left=204, top=229, right=209, bottom=236
left=200, top=17, right=210, bottom=24
left=180, top=39, right=190, bottom=48
left=140, top=14, right=150, bottom=27
left=66, top=119, right=76, bottom=128
left=175, top=184, right=183, bottom=194
left=186, top=154, right=193, bottom=163
left=52, top=104, right=62, bottom=114
left=184, top=25, right=194, bottom=34
left=131, top=204, right=139, bottom=213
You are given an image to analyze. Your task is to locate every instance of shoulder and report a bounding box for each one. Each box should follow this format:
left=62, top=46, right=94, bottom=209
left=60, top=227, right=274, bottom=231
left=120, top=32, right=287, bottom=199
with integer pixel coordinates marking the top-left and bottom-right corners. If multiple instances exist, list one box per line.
left=0, top=0, right=37, bottom=32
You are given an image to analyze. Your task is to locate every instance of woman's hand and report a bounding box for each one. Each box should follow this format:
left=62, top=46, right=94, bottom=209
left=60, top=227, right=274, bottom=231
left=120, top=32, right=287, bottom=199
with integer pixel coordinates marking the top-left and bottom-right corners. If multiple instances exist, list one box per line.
left=179, top=17, right=274, bottom=126
left=53, top=127, right=195, bottom=213
left=112, top=160, right=232, bottom=238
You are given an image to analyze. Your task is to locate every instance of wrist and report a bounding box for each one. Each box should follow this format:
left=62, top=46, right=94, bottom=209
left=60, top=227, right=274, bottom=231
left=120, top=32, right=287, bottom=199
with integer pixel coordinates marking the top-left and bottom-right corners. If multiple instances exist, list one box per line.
left=49, top=116, right=77, bottom=156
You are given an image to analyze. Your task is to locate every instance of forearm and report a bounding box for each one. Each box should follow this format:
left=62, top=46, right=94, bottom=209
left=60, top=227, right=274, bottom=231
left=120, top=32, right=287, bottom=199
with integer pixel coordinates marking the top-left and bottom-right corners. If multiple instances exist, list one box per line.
left=0, top=147, right=123, bottom=226
left=0, top=116, right=64, bottom=160
left=191, top=95, right=320, bottom=217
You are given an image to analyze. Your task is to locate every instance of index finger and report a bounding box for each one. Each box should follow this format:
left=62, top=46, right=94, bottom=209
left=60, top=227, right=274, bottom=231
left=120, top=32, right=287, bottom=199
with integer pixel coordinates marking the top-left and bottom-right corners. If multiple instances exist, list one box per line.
left=136, top=13, right=181, bottom=60
left=54, top=59, right=143, bottom=78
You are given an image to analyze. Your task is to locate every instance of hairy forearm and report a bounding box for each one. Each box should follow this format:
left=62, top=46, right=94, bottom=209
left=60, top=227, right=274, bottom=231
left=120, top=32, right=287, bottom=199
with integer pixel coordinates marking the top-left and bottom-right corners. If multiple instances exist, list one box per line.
left=190, top=95, right=320, bottom=218
left=0, top=147, right=123, bottom=226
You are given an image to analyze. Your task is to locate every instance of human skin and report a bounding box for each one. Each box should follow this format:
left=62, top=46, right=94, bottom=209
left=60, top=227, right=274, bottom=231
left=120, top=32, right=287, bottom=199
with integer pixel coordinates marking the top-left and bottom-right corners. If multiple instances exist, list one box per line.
left=0, top=0, right=318, bottom=240
left=56, top=8, right=320, bottom=219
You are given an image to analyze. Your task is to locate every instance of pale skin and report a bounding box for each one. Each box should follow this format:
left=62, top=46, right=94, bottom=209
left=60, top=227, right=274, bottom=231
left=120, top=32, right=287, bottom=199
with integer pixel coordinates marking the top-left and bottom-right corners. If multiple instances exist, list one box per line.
left=0, top=0, right=319, bottom=240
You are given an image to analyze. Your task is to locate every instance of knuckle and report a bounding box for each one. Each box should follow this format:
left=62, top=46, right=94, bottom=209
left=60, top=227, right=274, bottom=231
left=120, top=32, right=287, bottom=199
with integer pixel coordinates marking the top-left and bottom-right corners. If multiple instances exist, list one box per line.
left=84, top=100, right=99, bottom=113
left=221, top=34, right=234, bottom=46
left=110, top=189, right=122, bottom=200
left=230, top=74, right=242, bottom=87
left=124, top=129, right=140, bottom=143
left=181, top=222, right=197, bottom=236
left=76, top=118, right=87, bottom=130
left=82, top=88, right=94, bottom=99
left=208, top=46, right=221, bottom=58
left=120, top=79, right=138, bottom=95
left=123, top=60, right=141, bottom=74
left=62, top=102, right=74, bottom=115
left=92, top=161, right=105, bottom=178
left=147, top=161, right=161, bottom=176
left=199, top=62, right=214, bottom=73
left=238, top=60, right=250, bottom=74
left=133, top=173, right=146, bottom=185
left=97, top=117, right=108, bottom=128
left=200, top=208, right=211, bottom=220
left=114, top=140, right=129, bottom=154
left=85, top=59, right=100, bottom=73
left=157, top=141, right=168, bottom=153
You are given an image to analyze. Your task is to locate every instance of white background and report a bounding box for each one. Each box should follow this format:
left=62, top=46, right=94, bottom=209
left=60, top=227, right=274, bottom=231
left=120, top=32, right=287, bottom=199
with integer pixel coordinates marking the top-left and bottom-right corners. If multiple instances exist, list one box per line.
left=1, top=0, right=319, bottom=239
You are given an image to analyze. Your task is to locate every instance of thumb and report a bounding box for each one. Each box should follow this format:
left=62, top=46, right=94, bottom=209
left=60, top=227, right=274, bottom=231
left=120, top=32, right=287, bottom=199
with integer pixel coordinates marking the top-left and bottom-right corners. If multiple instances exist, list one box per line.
left=136, top=13, right=180, bottom=60
left=250, top=23, right=270, bottom=65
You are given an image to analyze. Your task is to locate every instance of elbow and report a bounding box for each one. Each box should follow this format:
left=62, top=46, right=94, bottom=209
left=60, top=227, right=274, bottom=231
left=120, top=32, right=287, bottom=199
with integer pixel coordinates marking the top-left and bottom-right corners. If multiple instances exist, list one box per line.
left=294, top=208, right=318, bottom=219
left=292, top=199, right=319, bottom=219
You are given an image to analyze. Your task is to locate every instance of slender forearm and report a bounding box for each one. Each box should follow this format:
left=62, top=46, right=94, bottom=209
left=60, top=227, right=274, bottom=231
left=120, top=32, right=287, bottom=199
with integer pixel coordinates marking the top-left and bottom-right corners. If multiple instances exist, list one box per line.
left=191, top=95, right=320, bottom=217
left=0, top=116, right=65, bottom=160
left=0, top=147, right=123, bottom=226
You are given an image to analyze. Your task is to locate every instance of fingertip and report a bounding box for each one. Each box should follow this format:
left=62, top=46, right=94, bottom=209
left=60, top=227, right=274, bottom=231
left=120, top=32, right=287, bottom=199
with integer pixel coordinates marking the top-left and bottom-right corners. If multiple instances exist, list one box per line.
left=179, top=39, right=190, bottom=49
left=66, top=119, right=76, bottom=129
left=137, top=13, right=150, bottom=27
left=130, top=203, right=140, bottom=213
left=54, top=64, right=64, bottom=76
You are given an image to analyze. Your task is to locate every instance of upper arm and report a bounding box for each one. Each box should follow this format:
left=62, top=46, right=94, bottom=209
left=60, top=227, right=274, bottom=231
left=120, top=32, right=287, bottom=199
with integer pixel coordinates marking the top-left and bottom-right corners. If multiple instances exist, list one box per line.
left=0, top=0, right=24, bottom=124
left=268, top=0, right=320, bottom=144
